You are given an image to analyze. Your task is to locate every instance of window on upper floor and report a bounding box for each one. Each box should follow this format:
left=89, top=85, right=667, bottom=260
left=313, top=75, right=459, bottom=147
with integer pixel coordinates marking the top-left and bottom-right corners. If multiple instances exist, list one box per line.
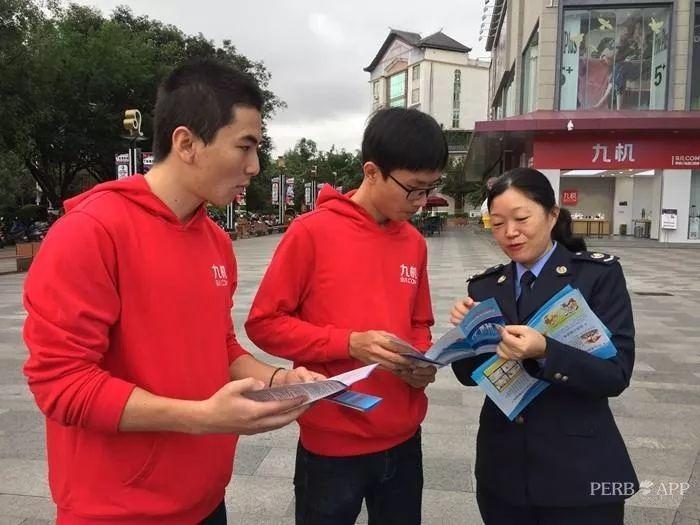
left=389, top=71, right=407, bottom=108
left=559, top=5, right=671, bottom=111
left=522, top=28, right=539, bottom=114
left=691, top=3, right=700, bottom=109
left=411, top=64, right=420, bottom=104
left=452, top=69, right=461, bottom=128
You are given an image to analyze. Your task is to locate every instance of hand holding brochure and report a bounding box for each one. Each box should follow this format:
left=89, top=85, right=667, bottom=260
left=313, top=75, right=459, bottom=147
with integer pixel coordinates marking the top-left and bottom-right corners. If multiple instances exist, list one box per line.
left=471, top=285, right=617, bottom=420
left=242, top=364, right=382, bottom=412
left=389, top=298, right=505, bottom=367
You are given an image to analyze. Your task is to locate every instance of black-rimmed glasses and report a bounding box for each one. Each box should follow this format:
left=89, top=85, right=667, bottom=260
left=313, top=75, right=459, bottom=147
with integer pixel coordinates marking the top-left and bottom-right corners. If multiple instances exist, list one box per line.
left=387, top=173, right=442, bottom=201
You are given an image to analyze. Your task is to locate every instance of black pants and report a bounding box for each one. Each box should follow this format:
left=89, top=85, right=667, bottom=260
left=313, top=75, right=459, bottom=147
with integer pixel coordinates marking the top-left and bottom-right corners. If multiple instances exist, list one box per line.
left=200, top=500, right=226, bottom=525
left=476, top=487, right=624, bottom=525
left=294, top=429, right=423, bottom=525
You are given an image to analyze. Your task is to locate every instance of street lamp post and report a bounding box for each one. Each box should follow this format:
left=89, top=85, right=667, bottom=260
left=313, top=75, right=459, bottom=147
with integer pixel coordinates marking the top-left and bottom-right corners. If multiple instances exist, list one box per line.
left=122, top=109, right=147, bottom=176
left=275, top=156, right=286, bottom=225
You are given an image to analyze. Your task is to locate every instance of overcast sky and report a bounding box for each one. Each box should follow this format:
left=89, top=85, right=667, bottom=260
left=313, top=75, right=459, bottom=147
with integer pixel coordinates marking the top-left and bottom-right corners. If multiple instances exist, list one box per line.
left=73, top=0, right=488, bottom=155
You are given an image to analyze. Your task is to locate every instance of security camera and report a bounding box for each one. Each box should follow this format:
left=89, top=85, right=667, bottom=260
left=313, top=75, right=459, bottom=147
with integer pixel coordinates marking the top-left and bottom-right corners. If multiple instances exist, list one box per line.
left=567, top=120, right=574, bottom=132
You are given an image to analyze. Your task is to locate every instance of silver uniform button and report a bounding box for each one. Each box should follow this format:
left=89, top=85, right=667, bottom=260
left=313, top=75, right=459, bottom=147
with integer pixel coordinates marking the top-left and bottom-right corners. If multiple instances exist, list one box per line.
left=515, top=415, right=525, bottom=424
left=561, top=375, right=569, bottom=382
left=554, top=372, right=562, bottom=380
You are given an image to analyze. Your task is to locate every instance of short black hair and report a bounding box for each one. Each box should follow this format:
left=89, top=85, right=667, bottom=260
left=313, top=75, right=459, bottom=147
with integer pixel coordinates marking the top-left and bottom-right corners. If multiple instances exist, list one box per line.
left=153, top=58, right=263, bottom=161
left=362, top=107, right=448, bottom=177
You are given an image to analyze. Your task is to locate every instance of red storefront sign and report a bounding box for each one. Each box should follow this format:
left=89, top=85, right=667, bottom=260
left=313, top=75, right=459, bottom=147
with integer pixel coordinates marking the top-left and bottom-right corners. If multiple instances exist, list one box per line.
left=534, top=134, right=700, bottom=169
left=562, top=190, right=578, bottom=205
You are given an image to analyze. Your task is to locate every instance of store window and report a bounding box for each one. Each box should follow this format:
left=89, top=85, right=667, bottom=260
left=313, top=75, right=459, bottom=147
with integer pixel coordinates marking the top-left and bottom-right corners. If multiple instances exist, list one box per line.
left=690, top=171, right=700, bottom=239
left=522, top=29, right=539, bottom=114
left=559, top=5, right=671, bottom=110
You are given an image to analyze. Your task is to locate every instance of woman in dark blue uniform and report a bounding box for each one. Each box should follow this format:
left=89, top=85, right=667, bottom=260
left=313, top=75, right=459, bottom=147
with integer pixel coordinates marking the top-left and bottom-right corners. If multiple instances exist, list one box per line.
left=451, top=168, right=638, bottom=525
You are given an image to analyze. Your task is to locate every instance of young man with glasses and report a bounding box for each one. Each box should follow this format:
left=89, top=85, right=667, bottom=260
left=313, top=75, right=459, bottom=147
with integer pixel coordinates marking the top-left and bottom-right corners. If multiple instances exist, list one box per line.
left=245, top=107, right=448, bottom=525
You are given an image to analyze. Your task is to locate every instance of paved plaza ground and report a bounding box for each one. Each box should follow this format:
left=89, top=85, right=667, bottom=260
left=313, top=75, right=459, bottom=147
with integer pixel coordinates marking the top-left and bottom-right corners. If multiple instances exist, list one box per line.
left=0, top=226, right=698, bottom=524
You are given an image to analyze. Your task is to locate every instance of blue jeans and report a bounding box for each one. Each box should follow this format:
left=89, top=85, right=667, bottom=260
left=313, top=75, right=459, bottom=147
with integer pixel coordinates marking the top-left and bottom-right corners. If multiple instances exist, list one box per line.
left=294, top=429, right=423, bottom=525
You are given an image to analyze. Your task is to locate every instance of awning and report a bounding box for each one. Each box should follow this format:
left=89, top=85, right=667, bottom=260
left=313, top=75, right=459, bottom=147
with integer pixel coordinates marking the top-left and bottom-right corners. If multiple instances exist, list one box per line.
left=425, top=196, right=449, bottom=207
left=475, top=110, right=700, bottom=133
left=463, top=110, right=700, bottom=180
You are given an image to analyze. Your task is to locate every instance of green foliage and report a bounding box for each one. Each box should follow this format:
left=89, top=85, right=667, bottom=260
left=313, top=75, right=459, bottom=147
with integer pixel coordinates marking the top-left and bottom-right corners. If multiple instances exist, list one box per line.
left=0, top=1, right=284, bottom=207
left=255, top=139, right=362, bottom=213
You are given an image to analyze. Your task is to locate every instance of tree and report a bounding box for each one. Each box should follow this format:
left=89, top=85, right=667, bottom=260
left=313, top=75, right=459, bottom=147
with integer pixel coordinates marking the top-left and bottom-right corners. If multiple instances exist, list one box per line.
left=441, top=156, right=472, bottom=213
left=258, top=139, right=362, bottom=213
left=0, top=1, right=284, bottom=208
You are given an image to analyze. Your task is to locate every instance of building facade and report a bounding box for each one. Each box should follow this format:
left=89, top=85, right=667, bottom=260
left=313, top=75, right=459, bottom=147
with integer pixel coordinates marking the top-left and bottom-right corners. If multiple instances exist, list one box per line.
left=365, top=30, right=490, bottom=214
left=469, top=0, right=700, bottom=243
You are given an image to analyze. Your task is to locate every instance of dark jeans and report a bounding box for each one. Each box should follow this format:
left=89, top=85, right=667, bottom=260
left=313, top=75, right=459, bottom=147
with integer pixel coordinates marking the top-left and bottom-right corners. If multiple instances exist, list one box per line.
left=476, top=487, right=624, bottom=525
left=294, top=429, right=423, bottom=525
left=200, top=500, right=226, bottom=525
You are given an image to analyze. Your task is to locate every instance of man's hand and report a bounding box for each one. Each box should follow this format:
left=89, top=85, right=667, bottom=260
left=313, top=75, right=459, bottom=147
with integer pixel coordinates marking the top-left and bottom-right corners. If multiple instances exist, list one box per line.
left=274, top=366, right=326, bottom=386
left=496, top=325, right=547, bottom=361
left=349, top=330, right=415, bottom=372
left=396, top=365, right=438, bottom=389
left=193, top=378, right=308, bottom=435
left=450, top=297, right=479, bottom=325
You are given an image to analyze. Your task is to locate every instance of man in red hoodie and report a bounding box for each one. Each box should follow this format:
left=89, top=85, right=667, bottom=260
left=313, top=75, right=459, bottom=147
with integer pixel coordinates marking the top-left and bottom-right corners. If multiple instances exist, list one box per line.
left=245, top=107, right=448, bottom=524
left=23, top=59, right=324, bottom=525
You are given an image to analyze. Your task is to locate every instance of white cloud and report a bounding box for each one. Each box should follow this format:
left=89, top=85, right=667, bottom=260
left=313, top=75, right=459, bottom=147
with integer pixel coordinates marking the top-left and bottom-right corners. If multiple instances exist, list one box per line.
left=69, top=0, right=488, bottom=156
left=268, top=111, right=367, bottom=155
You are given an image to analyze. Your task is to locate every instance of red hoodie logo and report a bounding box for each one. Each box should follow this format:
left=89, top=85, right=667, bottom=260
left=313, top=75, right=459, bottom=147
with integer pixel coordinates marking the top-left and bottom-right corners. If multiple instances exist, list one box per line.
left=211, top=264, right=228, bottom=287
left=400, top=264, right=418, bottom=285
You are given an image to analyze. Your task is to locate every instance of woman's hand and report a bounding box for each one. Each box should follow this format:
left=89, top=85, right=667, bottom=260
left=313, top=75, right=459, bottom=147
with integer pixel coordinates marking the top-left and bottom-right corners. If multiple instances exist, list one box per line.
left=496, top=325, right=547, bottom=360
left=450, top=297, right=479, bottom=325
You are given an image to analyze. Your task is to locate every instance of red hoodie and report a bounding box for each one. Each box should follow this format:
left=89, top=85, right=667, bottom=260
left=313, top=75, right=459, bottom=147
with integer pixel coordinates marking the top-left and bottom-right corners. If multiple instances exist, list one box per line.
left=245, top=186, right=434, bottom=456
left=23, top=175, right=248, bottom=524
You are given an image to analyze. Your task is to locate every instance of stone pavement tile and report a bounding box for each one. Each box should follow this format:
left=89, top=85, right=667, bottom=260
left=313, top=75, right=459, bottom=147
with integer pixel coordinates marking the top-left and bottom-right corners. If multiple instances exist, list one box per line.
left=626, top=435, right=699, bottom=452
left=422, top=429, right=474, bottom=459
left=628, top=475, right=696, bottom=510
left=421, top=489, right=482, bottom=524
left=675, top=452, right=700, bottom=521
left=0, top=359, right=24, bottom=383
left=629, top=448, right=697, bottom=478
left=425, top=386, right=465, bottom=407
left=0, top=431, right=45, bottom=460
left=235, top=424, right=299, bottom=449
left=619, top=401, right=700, bottom=422
left=0, top=518, right=23, bottom=525
left=633, top=372, right=700, bottom=386
left=254, top=447, right=296, bottom=479
left=647, top=390, right=700, bottom=406
left=0, top=411, right=43, bottom=433
left=225, top=475, right=294, bottom=517
left=672, top=515, right=700, bottom=525
left=461, top=390, right=487, bottom=408
left=15, top=520, right=51, bottom=525
left=0, top=459, right=49, bottom=498
left=423, top=456, right=473, bottom=492
left=616, top=417, right=699, bottom=441
left=233, top=443, right=272, bottom=476
left=0, top=495, right=55, bottom=521
left=226, top=512, right=295, bottom=525
left=624, top=506, right=677, bottom=524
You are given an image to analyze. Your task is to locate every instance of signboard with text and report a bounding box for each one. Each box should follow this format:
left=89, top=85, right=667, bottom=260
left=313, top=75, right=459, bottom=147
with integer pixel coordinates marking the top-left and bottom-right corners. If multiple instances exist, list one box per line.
left=661, top=208, right=678, bottom=230
left=534, top=135, right=700, bottom=169
left=562, top=190, right=578, bottom=205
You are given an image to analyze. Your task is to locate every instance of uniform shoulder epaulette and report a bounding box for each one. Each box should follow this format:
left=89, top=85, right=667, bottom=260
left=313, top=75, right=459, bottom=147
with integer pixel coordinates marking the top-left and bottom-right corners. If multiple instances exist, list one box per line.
left=467, top=263, right=506, bottom=282
left=571, top=251, right=619, bottom=264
